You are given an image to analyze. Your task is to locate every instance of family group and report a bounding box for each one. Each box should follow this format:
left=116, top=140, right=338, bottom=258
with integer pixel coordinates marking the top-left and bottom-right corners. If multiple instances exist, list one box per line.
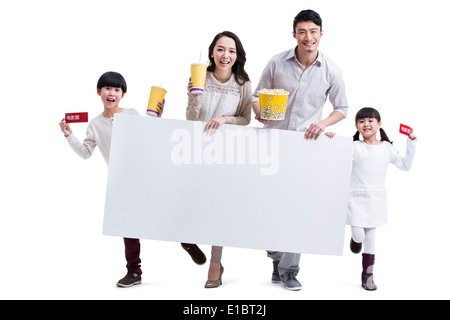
left=59, top=9, right=417, bottom=292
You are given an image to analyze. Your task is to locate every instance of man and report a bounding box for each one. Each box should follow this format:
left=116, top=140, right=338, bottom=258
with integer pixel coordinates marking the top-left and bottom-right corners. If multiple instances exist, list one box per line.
left=252, top=9, right=348, bottom=290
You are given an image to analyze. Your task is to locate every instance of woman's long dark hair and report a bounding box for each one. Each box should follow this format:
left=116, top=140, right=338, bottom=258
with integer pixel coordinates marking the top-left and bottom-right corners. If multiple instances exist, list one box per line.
left=207, top=31, right=250, bottom=86
left=353, top=107, right=392, bottom=144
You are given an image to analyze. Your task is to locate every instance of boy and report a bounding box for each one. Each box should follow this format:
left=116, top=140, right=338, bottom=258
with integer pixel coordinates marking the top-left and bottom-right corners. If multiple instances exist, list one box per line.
left=59, top=71, right=165, bottom=287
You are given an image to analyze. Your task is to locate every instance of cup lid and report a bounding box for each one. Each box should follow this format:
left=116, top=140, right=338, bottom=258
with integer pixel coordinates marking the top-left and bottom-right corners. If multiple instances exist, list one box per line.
left=151, top=85, right=167, bottom=91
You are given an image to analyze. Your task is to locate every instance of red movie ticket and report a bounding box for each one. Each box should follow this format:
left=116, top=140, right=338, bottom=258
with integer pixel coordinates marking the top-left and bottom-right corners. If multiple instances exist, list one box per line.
left=399, top=123, right=413, bottom=136
left=65, top=112, right=88, bottom=123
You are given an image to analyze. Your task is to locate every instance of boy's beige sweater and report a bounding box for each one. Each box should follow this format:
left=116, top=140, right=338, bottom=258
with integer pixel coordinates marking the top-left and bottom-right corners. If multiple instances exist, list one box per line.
left=65, top=108, right=138, bottom=165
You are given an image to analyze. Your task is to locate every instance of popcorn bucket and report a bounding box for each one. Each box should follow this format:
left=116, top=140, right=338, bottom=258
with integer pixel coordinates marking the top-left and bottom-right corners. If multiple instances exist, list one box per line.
left=259, top=89, right=289, bottom=120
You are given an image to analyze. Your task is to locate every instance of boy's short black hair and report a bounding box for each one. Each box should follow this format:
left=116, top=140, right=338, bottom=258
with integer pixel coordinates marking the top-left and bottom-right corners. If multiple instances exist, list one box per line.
left=293, top=9, right=322, bottom=32
left=97, top=71, right=127, bottom=93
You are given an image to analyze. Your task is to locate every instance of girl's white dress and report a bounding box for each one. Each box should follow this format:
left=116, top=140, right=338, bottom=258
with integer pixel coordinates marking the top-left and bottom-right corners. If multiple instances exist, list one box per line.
left=346, top=139, right=416, bottom=227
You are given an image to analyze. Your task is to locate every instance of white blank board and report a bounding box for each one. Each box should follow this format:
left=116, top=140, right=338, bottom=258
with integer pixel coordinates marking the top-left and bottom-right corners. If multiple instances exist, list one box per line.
left=103, top=114, right=353, bottom=255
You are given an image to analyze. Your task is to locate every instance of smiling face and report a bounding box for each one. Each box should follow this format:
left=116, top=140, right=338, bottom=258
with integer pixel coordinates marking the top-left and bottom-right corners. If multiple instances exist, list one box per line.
left=356, top=117, right=382, bottom=141
left=293, top=21, right=323, bottom=55
left=211, top=36, right=237, bottom=75
left=97, top=86, right=125, bottom=111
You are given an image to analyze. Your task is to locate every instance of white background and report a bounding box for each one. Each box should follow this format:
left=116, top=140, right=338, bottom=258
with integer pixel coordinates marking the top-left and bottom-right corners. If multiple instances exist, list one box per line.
left=0, top=0, right=449, bottom=300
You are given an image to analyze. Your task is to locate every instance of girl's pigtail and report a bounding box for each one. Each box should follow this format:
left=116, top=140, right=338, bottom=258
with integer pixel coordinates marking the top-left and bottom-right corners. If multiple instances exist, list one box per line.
left=380, top=128, right=392, bottom=144
left=353, top=131, right=360, bottom=141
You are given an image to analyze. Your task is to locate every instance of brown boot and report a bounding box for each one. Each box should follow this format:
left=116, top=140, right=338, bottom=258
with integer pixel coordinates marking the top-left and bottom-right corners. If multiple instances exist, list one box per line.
left=361, top=253, right=377, bottom=291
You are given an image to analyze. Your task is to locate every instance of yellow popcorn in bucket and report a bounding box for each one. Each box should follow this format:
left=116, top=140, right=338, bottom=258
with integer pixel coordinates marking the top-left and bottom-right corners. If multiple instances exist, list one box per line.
left=258, top=89, right=289, bottom=120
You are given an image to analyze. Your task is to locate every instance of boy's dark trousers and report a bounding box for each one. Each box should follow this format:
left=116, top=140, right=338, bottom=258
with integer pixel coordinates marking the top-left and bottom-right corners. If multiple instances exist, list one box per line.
left=124, top=238, right=142, bottom=275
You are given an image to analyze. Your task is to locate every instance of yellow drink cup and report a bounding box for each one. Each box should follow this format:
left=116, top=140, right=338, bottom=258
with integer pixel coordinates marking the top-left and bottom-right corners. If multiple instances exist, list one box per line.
left=147, top=86, right=167, bottom=117
left=190, top=63, right=207, bottom=94
left=259, top=91, right=289, bottom=120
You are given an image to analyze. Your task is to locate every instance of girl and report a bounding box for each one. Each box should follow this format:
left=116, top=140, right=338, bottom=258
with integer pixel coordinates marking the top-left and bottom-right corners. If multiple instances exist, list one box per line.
left=185, top=31, right=253, bottom=288
left=346, top=107, right=417, bottom=290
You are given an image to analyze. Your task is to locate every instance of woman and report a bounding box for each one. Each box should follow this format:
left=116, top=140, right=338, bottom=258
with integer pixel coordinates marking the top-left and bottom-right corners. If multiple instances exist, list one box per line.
left=185, top=31, right=252, bottom=288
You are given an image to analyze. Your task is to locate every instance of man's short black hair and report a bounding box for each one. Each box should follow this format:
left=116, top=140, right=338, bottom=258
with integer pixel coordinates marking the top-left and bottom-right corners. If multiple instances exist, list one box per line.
left=97, top=71, right=127, bottom=94
left=293, top=9, right=322, bottom=32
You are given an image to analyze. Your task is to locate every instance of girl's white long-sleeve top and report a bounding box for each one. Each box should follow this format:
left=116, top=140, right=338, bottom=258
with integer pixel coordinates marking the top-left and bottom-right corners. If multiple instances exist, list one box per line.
left=346, top=138, right=417, bottom=227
